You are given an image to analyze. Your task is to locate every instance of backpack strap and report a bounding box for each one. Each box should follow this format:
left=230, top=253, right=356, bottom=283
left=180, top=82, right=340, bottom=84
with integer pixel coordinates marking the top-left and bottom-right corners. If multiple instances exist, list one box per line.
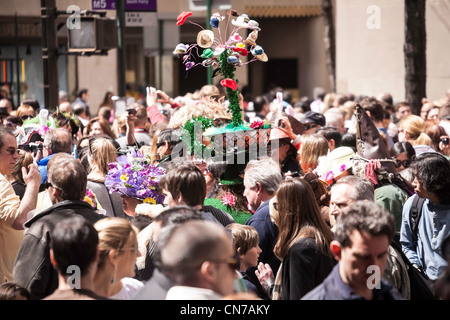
left=410, top=195, right=426, bottom=246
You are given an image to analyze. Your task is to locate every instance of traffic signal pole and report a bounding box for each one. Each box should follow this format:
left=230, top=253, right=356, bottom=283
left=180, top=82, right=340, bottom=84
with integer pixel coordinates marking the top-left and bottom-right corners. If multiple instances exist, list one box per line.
left=116, top=0, right=126, bottom=97
left=41, top=0, right=59, bottom=111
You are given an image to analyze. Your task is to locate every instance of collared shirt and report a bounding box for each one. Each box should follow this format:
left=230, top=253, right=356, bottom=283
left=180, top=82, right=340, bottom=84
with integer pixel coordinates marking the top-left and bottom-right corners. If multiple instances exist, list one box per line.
left=165, top=286, right=223, bottom=300
left=0, top=173, right=23, bottom=284
left=301, top=264, right=403, bottom=300
left=400, top=194, right=450, bottom=280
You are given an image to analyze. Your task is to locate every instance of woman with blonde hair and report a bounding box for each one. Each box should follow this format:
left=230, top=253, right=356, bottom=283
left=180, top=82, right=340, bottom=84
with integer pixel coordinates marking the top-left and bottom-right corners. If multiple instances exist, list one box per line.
left=94, top=217, right=143, bottom=299
left=87, top=136, right=126, bottom=218
left=322, top=92, right=336, bottom=113
left=299, top=134, right=329, bottom=174
left=270, top=178, right=335, bottom=300
left=15, top=104, right=36, bottom=121
left=398, top=114, right=433, bottom=154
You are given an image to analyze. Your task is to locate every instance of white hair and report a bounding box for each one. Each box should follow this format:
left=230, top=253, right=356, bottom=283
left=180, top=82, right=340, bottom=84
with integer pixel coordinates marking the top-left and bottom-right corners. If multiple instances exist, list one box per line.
left=244, top=158, right=282, bottom=195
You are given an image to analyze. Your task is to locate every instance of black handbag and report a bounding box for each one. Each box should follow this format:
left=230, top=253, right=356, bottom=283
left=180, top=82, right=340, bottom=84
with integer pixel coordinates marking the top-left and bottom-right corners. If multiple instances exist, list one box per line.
left=391, top=241, right=435, bottom=300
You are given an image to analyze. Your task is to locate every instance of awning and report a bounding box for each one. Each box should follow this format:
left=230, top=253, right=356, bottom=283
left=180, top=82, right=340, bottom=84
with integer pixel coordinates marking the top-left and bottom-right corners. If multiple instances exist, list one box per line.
left=244, top=5, right=323, bottom=18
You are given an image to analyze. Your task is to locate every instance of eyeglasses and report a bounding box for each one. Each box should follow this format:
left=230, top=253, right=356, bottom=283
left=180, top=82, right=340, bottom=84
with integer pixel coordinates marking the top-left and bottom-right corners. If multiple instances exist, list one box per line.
left=156, top=142, right=165, bottom=148
left=395, top=159, right=411, bottom=168
left=207, top=257, right=239, bottom=271
left=2, top=148, right=20, bottom=156
left=46, top=181, right=60, bottom=190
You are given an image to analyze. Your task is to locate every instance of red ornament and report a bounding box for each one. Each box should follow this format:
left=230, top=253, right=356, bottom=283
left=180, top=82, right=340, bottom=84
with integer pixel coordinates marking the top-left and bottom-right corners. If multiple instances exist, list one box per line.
left=177, top=11, right=192, bottom=26
left=232, top=47, right=248, bottom=56
left=221, top=78, right=238, bottom=91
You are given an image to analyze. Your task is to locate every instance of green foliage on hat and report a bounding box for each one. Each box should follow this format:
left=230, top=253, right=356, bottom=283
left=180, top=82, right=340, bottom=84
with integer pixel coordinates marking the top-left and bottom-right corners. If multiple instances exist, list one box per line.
left=219, top=49, right=242, bottom=127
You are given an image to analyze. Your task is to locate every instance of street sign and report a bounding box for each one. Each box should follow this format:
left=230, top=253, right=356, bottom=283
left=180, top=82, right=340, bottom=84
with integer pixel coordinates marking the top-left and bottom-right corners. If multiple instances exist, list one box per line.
left=125, top=0, right=157, bottom=11
left=92, top=0, right=116, bottom=10
left=92, top=0, right=157, bottom=11
left=125, top=11, right=157, bottom=27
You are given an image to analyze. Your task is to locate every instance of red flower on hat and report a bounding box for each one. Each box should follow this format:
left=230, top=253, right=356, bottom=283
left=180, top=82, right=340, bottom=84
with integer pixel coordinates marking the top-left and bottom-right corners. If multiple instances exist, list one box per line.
left=232, top=47, right=248, bottom=56
left=221, top=78, right=237, bottom=91
left=221, top=192, right=236, bottom=207
left=177, top=11, right=192, bottom=26
left=250, top=120, right=264, bottom=129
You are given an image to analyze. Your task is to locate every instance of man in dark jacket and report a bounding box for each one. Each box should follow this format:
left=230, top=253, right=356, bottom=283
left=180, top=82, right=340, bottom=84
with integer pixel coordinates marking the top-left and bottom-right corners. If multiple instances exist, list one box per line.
left=243, top=158, right=283, bottom=298
left=13, top=156, right=103, bottom=300
left=302, top=201, right=403, bottom=300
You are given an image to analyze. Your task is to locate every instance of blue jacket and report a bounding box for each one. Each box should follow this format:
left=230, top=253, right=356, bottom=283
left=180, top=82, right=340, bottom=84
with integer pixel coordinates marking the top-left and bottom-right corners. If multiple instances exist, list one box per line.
left=301, top=264, right=403, bottom=300
left=400, top=194, right=450, bottom=280
left=36, top=154, right=56, bottom=184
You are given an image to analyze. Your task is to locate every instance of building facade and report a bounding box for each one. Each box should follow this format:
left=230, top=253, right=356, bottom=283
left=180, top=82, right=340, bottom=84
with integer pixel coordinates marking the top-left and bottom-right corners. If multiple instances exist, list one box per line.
left=1, top=0, right=448, bottom=114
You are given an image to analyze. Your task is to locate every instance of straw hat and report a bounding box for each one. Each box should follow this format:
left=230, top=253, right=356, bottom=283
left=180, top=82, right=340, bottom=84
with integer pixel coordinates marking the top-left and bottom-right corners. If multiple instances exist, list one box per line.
left=244, top=30, right=258, bottom=47
left=197, top=30, right=214, bottom=48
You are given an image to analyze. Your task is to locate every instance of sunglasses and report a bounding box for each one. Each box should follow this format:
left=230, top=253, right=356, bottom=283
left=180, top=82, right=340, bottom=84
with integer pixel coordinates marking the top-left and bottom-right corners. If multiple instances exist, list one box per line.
left=395, top=159, right=411, bottom=168
left=441, top=137, right=449, bottom=145
left=304, top=123, right=318, bottom=131
left=21, top=115, right=33, bottom=121
left=2, top=148, right=20, bottom=156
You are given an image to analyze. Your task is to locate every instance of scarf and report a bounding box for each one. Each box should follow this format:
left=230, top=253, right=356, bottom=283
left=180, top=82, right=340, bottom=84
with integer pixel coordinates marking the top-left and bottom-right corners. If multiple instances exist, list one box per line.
left=271, top=261, right=283, bottom=300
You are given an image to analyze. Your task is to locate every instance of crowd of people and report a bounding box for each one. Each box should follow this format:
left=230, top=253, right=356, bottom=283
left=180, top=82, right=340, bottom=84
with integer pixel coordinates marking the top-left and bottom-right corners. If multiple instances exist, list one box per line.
left=0, top=82, right=449, bottom=302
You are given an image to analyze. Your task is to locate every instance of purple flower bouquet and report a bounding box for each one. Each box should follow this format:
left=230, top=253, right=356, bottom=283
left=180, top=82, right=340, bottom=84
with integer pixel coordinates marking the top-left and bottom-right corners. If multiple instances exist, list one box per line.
left=105, top=150, right=166, bottom=204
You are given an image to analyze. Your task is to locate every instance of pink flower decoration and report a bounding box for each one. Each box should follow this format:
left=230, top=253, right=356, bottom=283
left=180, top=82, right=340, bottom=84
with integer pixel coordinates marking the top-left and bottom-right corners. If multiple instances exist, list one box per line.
left=221, top=193, right=236, bottom=207
left=340, top=164, right=346, bottom=172
left=229, top=33, right=243, bottom=43
left=38, top=125, right=49, bottom=137
left=250, top=120, right=264, bottom=129
left=325, top=171, right=334, bottom=182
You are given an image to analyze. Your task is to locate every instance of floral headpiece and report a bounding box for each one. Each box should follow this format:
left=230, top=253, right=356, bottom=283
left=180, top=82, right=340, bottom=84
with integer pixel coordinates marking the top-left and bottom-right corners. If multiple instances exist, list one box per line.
left=15, top=109, right=57, bottom=145
left=314, top=147, right=355, bottom=185
left=104, top=150, right=166, bottom=204
left=221, top=192, right=236, bottom=211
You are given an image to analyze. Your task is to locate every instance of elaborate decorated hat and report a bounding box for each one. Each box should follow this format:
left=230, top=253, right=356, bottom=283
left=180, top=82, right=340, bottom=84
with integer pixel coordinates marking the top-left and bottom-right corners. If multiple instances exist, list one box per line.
left=15, top=109, right=56, bottom=146
left=314, top=146, right=355, bottom=185
left=174, top=10, right=269, bottom=130
left=353, top=103, right=397, bottom=184
left=176, top=9, right=272, bottom=164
